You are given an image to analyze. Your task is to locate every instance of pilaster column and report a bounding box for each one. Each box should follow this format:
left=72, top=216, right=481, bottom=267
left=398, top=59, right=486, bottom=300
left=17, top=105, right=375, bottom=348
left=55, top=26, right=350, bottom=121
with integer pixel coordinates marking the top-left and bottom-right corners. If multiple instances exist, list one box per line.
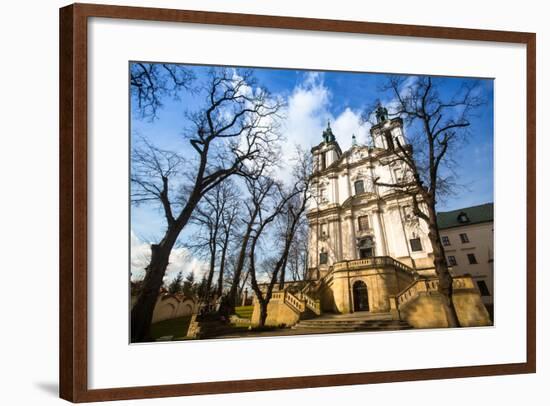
left=329, top=174, right=339, bottom=205
left=372, top=209, right=387, bottom=256
left=347, top=215, right=357, bottom=260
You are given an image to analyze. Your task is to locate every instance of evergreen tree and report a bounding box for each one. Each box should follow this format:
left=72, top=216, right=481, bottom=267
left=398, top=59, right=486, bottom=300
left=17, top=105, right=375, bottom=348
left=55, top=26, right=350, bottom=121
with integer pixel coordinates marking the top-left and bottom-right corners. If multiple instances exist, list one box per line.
left=182, top=271, right=196, bottom=297
left=197, top=274, right=208, bottom=300
left=167, top=271, right=183, bottom=294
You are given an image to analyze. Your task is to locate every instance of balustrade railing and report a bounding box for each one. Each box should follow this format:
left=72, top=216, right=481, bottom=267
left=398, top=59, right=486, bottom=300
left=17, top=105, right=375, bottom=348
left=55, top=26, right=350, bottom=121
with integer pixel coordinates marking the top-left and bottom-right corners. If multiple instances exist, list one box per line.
left=332, top=256, right=416, bottom=275
left=271, top=287, right=320, bottom=316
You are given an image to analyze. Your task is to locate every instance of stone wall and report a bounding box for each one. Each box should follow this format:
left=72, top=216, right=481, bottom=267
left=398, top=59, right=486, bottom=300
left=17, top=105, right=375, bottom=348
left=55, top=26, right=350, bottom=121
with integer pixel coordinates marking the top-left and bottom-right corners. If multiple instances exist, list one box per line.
left=250, top=296, right=301, bottom=327
left=398, top=291, right=451, bottom=328
left=452, top=286, right=492, bottom=327
left=327, top=266, right=412, bottom=314
left=131, top=293, right=197, bottom=324
left=397, top=276, right=492, bottom=328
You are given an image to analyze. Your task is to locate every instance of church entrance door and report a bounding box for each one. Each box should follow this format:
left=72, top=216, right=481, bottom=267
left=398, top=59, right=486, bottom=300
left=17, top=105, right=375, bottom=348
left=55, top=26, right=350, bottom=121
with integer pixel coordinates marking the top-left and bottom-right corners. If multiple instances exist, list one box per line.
left=352, top=280, right=369, bottom=312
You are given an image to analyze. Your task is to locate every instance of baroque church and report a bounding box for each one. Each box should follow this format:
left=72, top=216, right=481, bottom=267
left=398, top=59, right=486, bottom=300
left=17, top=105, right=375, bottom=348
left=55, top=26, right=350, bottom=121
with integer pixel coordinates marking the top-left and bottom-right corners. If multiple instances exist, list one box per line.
left=250, top=106, right=491, bottom=330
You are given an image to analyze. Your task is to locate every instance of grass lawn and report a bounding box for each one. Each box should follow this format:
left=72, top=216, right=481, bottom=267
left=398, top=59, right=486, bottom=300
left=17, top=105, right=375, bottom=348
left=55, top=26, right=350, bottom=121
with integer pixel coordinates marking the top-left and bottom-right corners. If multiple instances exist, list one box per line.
left=150, top=316, right=192, bottom=341
left=234, top=305, right=254, bottom=319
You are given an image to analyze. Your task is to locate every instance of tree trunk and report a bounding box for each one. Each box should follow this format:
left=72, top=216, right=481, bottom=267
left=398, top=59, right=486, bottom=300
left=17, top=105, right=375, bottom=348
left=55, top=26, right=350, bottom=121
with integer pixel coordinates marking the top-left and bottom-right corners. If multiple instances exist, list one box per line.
left=130, top=235, right=176, bottom=342
left=227, top=226, right=253, bottom=313
left=205, top=241, right=216, bottom=301
left=258, top=300, right=268, bottom=327
left=425, top=200, right=459, bottom=328
left=131, top=197, right=198, bottom=342
left=216, top=234, right=230, bottom=297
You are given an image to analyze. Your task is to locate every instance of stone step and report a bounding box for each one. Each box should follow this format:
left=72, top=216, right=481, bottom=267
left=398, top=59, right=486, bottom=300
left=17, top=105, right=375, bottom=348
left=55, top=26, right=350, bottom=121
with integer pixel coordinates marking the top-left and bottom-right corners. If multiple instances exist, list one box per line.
left=308, top=312, right=394, bottom=322
left=293, top=320, right=411, bottom=330
left=292, top=312, right=411, bottom=331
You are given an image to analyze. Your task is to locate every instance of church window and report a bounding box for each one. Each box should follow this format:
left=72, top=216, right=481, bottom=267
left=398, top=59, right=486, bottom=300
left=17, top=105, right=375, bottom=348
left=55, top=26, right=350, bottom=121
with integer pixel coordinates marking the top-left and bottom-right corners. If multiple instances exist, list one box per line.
left=477, top=280, right=490, bottom=296
left=354, top=180, right=365, bottom=195
left=358, top=237, right=375, bottom=258
left=320, top=153, right=326, bottom=170
left=409, top=237, right=423, bottom=252
left=441, top=236, right=451, bottom=246
left=448, top=255, right=457, bottom=266
left=467, top=253, right=478, bottom=264
left=459, top=233, right=470, bottom=243
left=357, top=216, right=369, bottom=231
left=385, top=132, right=395, bottom=150
left=319, top=252, right=328, bottom=265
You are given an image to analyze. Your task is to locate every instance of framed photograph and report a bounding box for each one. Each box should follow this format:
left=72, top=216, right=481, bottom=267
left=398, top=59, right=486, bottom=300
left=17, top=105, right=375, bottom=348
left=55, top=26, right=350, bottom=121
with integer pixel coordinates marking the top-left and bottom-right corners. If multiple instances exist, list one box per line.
left=59, top=3, right=536, bottom=402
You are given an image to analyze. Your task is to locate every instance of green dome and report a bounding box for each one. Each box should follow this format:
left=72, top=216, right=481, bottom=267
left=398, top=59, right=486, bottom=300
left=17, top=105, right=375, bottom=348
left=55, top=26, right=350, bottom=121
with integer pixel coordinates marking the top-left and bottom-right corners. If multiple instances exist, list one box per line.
left=322, top=120, right=336, bottom=143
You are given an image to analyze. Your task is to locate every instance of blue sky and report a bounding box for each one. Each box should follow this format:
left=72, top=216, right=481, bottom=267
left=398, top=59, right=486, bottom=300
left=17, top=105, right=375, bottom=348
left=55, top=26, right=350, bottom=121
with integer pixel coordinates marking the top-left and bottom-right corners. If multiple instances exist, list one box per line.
left=130, top=64, right=493, bottom=281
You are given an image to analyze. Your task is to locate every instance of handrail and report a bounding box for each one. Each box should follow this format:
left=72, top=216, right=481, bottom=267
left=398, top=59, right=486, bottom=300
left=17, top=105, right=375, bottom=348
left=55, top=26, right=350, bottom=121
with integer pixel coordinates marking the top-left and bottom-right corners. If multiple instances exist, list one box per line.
left=302, top=292, right=321, bottom=315
left=333, top=256, right=417, bottom=275
left=283, top=290, right=305, bottom=313
left=272, top=288, right=321, bottom=316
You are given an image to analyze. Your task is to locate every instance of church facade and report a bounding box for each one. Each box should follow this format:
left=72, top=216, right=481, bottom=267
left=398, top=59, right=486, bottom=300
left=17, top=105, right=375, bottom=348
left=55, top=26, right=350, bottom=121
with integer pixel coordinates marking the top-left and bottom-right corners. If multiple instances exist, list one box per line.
left=251, top=106, right=491, bottom=330
left=306, top=109, right=436, bottom=315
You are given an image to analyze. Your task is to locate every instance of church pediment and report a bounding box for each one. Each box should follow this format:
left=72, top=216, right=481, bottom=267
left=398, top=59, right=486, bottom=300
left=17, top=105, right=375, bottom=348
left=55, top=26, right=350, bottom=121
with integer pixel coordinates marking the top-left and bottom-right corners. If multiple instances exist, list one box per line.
left=341, top=192, right=378, bottom=209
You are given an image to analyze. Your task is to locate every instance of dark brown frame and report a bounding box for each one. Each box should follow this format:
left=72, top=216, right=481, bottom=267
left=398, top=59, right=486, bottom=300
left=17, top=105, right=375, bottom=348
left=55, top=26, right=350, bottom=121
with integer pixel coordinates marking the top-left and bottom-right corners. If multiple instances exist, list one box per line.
left=60, top=3, right=536, bottom=402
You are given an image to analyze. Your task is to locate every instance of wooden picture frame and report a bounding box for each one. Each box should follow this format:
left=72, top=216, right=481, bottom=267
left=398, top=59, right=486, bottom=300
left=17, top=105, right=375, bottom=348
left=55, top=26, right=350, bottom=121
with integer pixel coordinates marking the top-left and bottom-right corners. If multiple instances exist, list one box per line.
left=59, top=3, right=536, bottom=402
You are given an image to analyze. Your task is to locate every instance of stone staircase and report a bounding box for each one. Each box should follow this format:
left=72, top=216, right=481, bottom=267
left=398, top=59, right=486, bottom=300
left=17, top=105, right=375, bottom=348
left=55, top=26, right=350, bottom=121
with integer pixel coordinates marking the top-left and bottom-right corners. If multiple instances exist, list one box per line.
left=292, top=312, right=412, bottom=332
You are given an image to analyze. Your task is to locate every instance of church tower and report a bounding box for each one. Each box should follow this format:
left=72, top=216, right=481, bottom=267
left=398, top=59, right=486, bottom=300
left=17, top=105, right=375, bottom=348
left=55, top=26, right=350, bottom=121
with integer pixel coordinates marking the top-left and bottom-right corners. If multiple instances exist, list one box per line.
left=370, top=104, right=406, bottom=150
left=311, top=121, right=342, bottom=174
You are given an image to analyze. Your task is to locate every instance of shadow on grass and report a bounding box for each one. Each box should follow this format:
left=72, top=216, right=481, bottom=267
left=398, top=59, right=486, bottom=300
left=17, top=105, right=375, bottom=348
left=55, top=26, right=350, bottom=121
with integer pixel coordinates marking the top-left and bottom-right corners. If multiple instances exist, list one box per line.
left=150, top=316, right=192, bottom=341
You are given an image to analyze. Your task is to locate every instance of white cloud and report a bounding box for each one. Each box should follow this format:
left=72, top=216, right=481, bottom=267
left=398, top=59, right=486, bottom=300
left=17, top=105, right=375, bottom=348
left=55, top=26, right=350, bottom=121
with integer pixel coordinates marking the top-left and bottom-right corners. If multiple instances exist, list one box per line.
left=275, top=72, right=368, bottom=183
left=331, top=107, right=369, bottom=150
left=130, top=230, right=209, bottom=284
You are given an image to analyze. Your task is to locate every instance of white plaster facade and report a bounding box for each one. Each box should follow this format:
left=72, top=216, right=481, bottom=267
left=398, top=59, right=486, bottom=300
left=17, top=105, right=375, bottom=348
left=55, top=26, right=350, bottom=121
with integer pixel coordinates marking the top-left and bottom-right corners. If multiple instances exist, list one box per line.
left=307, top=116, right=435, bottom=282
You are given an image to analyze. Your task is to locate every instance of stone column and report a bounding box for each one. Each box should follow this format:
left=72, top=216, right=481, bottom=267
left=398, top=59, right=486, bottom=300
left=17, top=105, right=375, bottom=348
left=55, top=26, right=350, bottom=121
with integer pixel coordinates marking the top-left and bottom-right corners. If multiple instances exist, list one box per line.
left=330, top=174, right=339, bottom=204
left=347, top=215, right=357, bottom=260
left=372, top=209, right=387, bottom=256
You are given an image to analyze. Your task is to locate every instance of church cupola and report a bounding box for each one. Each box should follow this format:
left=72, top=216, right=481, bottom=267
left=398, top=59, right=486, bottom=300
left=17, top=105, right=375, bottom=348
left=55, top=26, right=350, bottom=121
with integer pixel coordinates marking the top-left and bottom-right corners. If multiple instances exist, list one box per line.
left=311, top=120, right=342, bottom=172
left=322, top=120, right=336, bottom=143
left=375, top=104, right=389, bottom=124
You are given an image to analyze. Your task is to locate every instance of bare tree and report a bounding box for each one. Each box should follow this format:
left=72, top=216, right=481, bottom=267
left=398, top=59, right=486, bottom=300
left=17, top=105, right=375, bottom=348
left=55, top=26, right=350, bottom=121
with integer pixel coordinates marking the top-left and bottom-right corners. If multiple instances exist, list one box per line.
left=248, top=150, right=313, bottom=326
left=130, top=68, right=284, bottom=342
left=130, top=62, right=195, bottom=120
left=277, top=148, right=313, bottom=289
left=187, top=179, right=240, bottom=304
left=225, top=168, right=272, bottom=313
left=286, top=218, right=309, bottom=282
left=216, top=198, right=240, bottom=298
left=363, top=75, right=485, bottom=327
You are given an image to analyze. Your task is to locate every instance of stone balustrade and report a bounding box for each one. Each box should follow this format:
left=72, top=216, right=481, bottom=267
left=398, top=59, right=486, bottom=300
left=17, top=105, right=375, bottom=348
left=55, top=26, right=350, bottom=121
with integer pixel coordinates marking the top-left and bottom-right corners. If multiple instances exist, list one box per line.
left=332, top=256, right=416, bottom=274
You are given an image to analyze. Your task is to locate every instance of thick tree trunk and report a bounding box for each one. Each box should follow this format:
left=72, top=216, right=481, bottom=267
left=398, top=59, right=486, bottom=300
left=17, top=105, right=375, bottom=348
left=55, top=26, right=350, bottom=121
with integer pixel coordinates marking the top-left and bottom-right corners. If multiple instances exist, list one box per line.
left=425, top=201, right=459, bottom=328
left=131, top=197, right=198, bottom=342
left=258, top=300, right=268, bottom=327
left=130, top=235, right=176, bottom=342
